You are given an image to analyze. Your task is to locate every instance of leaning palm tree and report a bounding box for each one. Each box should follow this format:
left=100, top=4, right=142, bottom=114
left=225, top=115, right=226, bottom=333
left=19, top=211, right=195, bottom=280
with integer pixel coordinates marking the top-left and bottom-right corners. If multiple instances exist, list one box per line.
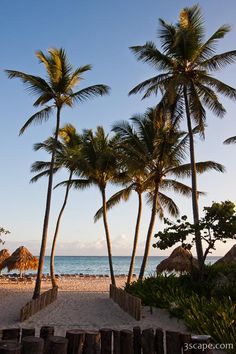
left=31, top=124, right=91, bottom=287
left=223, top=136, right=236, bottom=144
left=114, top=108, right=224, bottom=280
left=6, top=48, right=110, bottom=298
left=59, top=127, right=122, bottom=286
left=129, top=5, right=236, bottom=267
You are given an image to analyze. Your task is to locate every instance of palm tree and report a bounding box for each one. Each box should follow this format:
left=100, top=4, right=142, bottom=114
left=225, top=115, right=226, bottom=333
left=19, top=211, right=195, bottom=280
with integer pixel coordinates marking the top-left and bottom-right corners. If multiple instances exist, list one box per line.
left=31, top=124, right=90, bottom=287
left=223, top=136, right=236, bottom=144
left=129, top=5, right=236, bottom=267
left=114, top=108, right=224, bottom=280
left=6, top=48, right=110, bottom=298
left=94, top=170, right=148, bottom=285
left=60, top=127, right=122, bottom=286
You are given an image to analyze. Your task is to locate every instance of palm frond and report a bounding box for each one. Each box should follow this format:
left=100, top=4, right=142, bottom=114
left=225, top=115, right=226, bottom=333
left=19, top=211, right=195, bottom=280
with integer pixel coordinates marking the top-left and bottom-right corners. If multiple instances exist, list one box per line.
left=54, top=178, right=92, bottom=190
left=223, top=136, right=236, bottom=145
left=94, top=185, right=134, bottom=222
left=19, top=106, right=54, bottom=135
left=200, top=51, right=236, bottom=71
left=30, top=167, right=59, bottom=183
left=70, top=84, right=110, bottom=103
left=169, top=161, right=225, bottom=177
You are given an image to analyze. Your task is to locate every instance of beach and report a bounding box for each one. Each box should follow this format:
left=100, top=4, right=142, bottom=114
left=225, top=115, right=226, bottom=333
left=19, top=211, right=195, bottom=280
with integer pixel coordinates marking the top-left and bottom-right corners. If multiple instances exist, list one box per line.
left=0, top=276, right=188, bottom=336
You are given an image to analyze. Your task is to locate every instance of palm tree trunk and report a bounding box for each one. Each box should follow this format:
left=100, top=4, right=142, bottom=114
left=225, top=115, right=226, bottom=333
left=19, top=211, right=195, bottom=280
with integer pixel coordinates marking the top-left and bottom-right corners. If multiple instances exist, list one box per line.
left=127, top=191, right=142, bottom=285
left=33, top=107, right=61, bottom=299
left=50, top=169, right=73, bottom=288
left=139, top=184, right=158, bottom=281
left=183, top=86, right=204, bottom=268
left=101, top=188, right=116, bottom=286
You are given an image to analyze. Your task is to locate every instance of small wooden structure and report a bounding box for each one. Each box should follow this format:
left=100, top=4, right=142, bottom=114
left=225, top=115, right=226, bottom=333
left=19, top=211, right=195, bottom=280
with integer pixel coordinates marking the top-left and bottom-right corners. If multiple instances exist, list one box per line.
left=0, top=246, right=38, bottom=277
left=110, top=285, right=141, bottom=320
left=156, top=246, right=198, bottom=273
left=0, top=326, right=213, bottom=353
left=0, top=249, right=10, bottom=274
left=215, top=244, right=236, bottom=266
left=20, top=287, right=58, bottom=322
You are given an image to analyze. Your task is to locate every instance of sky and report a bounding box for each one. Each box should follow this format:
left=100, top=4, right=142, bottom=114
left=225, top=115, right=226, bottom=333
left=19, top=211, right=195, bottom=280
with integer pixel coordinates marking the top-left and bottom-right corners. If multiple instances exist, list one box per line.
left=0, top=0, right=236, bottom=257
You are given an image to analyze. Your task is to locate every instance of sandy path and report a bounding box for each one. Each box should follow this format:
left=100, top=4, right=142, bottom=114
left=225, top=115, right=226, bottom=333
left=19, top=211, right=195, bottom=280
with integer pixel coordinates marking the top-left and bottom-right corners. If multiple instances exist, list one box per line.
left=0, top=278, right=187, bottom=336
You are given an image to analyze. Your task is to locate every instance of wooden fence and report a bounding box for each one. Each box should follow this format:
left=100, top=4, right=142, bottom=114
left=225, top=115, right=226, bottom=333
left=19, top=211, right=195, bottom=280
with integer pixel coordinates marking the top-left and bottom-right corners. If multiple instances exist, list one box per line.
left=110, top=285, right=142, bottom=320
left=0, top=326, right=213, bottom=353
left=20, top=286, right=58, bottom=322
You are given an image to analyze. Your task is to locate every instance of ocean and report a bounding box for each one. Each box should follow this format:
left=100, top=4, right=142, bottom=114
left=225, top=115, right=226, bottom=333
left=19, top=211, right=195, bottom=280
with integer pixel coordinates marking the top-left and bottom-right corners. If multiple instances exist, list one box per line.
left=38, top=256, right=220, bottom=276
left=2, top=256, right=220, bottom=276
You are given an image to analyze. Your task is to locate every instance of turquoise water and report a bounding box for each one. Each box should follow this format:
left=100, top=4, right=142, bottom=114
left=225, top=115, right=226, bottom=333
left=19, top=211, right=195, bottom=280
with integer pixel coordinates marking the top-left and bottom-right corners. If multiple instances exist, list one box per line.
left=2, top=256, right=220, bottom=276
left=41, top=256, right=219, bottom=276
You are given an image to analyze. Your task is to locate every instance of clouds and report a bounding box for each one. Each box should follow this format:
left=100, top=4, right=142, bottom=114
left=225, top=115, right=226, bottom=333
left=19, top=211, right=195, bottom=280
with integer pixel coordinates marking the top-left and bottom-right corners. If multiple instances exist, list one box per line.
left=3, top=233, right=235, bottom=257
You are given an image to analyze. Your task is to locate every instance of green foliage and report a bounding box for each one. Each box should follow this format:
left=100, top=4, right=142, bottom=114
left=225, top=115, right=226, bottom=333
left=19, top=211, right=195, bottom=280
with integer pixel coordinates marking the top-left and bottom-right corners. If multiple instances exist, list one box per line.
left=153, top=201, right=236, bottom=264
left=126, top=267, right=236, bottom=352
left=0, top=227, right=10, bottom=245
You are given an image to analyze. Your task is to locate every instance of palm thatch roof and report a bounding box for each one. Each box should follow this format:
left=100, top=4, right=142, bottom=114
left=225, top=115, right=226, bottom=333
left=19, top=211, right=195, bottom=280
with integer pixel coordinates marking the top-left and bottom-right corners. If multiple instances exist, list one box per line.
left=215, top=245, right=236, bottom=266
left=0, top=249, right=10, bottom=264
left=0, top=246, right=38, bottom=273
left=156, top=246, right=198, bottom=273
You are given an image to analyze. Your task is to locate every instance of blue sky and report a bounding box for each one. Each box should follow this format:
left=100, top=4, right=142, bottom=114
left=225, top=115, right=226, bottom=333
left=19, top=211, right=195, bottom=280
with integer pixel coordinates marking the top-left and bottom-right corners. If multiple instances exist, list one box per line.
left=0, top=0, right=236, bottom=256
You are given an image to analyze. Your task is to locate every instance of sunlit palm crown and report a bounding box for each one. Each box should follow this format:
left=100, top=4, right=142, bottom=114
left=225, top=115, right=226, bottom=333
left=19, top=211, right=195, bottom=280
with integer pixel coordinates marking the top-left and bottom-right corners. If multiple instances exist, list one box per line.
left=31, top=124, right=83, bottom=183
left=112, top=107, right=224, bottom=217
left=129, top=5, right=236, bottom=131
left=6, top=48, right=110, bottom=134
left=77, top=126, right=123, bottom=189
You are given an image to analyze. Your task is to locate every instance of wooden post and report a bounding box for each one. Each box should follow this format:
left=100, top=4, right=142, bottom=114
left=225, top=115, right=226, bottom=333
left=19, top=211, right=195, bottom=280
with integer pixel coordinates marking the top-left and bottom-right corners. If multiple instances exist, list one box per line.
left=166, top=331, right=182, bottom=354
left=100, top=328, right=112, bottom=354
left=120, top=330, right=133, bottom=354
left=82, top=331, right=100, bottom=354
left=181, top=334, right=192, bottom=354
left=155, top=328, right=164, bottom=354
left=40, top=326, right=54, bottom=353
left=141, top=329, right=155, bottom=354
left=113, top=330, right=120, bottom=354
left=22, top=337, right=44, bottom=354
left=46, top=336, right=68, bottom=354
left=66, top=330, right=85, bottom=354
left=191, top=335, right=213, bottom=354
left=21, top=328, right=36, bottom=340
left=133, top=327, right=141, bottom=354
left=0, top=341, right=21, bottom=354
left=2, top=329, right=20, bottom=342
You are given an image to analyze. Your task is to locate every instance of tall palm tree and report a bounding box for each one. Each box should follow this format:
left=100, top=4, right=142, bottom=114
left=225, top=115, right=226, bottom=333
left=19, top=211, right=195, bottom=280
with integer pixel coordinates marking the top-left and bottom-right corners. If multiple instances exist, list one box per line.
left=31, top=124, right=91, bottom=287
left=60, top=127, right=122, bottom=286
left=114, top=108, right=224, bottom=280
left=6, top=48, right=110, bottom=298
left=223, top=136, right=236, bottom=144
left=94, top=171, right=148, bottom=285
left=129, top=5, right=236, bottom=267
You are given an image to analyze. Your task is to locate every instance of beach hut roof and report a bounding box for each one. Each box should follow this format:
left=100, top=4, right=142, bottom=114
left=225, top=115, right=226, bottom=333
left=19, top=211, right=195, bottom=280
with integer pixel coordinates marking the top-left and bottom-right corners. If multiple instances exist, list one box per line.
left=0, top=249, right=10, bottom=264
left=0, top=246, right=38, bottom=272
left=156, top=246, right=198, bottom=273
left=215, top=245, right=236, bottom=266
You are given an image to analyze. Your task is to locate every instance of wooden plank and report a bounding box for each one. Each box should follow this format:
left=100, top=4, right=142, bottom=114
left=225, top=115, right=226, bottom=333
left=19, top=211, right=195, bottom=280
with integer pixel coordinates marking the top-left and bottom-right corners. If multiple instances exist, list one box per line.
left=83, top=331, right=100, bottom=354
left=141, top=328, right=155, bottom=354
left=155, top=328, right=164, bottom=354
left=0, top=341, right=21, bottom=353
left=46, top=336, right=68, bottom=354
left=66, top=330, right=85, bottom=354
left=120, top=330, right=133, bottom=354
left=113, top=330, right=120, bottom=354
left=100, top=328, right=112, bottom=354
left=22, top=336, right=44, bottom=354
left=2, top=329, right=20, bottom=342
left=166, top=331, right=182, bottom=354
left=133, top=327, right=141, bottom=354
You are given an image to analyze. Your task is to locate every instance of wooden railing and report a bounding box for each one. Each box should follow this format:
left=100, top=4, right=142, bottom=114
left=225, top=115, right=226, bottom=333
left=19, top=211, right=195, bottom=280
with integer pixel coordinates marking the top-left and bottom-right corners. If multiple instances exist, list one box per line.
left=20, top=286, right=58, bottom=322
left=0, top=326, right=213, bottom=354
left=110, top=284, right=142, bottom=320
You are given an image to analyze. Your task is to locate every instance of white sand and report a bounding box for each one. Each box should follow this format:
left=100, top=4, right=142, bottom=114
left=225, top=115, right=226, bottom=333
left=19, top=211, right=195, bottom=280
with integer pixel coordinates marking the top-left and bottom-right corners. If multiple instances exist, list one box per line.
left=0, top=277, right=188, bottom=336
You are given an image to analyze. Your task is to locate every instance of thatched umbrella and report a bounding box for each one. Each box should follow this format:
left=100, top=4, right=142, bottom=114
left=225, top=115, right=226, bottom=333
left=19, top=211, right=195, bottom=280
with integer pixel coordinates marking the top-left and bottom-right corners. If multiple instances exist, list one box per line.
left=156, top=246, right=198, bottom=274
left=214, top=245, right=236, bottom=266
left=0, top=249, right=10, bottom=275
left=0, top=246, right=38, bottom=277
